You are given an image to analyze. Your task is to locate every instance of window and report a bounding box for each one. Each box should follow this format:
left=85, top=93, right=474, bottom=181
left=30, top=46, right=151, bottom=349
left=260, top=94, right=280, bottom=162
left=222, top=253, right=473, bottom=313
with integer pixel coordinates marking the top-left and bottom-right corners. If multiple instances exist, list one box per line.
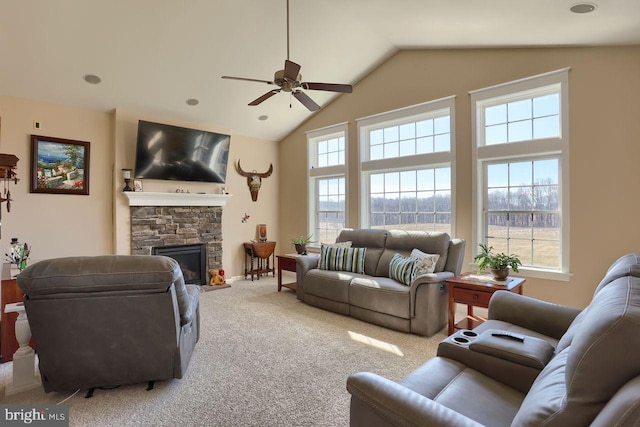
left=471, top=69, right=570, bottom=280
left=358, top=97, right=455, bottom=234
left=307, top=123, right=348, bottom=245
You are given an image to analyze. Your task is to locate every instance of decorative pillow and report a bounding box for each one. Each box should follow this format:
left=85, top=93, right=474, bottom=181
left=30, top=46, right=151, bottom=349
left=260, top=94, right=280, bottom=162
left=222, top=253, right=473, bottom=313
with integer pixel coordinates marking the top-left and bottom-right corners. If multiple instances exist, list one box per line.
left=389, top=253, right=418, bottom=286
left=318, top=245, right=365, bottom=273
left=410, top=248, right=440, bottom=276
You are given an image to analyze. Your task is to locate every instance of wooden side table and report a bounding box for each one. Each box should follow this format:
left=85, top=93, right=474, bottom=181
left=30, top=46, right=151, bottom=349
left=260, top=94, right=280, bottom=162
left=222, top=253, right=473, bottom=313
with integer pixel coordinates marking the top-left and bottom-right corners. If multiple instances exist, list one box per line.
left=243, top=241, right=276, bottom=281
left=446, top=273, right=525, bottom=335
left=276, top=254, right=298, bottom=291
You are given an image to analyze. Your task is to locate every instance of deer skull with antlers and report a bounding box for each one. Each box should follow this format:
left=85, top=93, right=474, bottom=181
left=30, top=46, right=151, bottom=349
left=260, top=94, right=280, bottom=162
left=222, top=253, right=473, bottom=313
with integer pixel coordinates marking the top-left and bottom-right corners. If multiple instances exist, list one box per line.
left=235, top=160, right=273, bottom=202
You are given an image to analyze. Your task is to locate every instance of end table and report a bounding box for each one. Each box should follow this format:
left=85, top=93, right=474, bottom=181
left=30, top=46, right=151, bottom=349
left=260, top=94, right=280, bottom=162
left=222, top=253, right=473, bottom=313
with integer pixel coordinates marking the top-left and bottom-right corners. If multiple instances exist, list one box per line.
left=446, top=273, right=525, bottom=335
left=276, top=254, right=298, bottom=291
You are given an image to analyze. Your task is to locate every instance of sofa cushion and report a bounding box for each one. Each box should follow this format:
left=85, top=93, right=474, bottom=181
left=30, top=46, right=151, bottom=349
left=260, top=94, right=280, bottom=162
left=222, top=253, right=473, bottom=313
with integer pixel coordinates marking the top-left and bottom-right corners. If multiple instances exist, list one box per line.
left=511, top=347, right=569, bottom=426
left=318, top=245, right=366, bottom=274
left=401, top=357, right=525, bottom=427
left=336, top=229, right=387, bottom=276
left=376, top=230, right=450, bottom=277
left=17, top=255, right=181, bottom=295
left=304, top=269, right=364, bottom=303
left=350, top=276, right=411, bottom=319
left=388, top=253, right=417, bottom=286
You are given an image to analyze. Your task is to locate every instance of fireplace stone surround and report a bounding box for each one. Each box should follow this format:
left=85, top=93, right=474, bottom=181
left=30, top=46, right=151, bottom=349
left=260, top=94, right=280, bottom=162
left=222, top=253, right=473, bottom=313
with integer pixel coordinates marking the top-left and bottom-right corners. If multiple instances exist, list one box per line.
left=125, top=192, right=230, bottom=276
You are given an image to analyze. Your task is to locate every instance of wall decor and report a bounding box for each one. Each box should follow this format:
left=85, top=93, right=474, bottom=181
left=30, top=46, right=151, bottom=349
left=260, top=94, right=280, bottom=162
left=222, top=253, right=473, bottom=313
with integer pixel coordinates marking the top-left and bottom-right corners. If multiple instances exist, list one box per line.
left=30, top=135, right=90, bottom=195
left=235, top=159, right=273, bottom=202
left=257, top=224, right=267, bottom=241
left=133, top=180, right=143, bottom=192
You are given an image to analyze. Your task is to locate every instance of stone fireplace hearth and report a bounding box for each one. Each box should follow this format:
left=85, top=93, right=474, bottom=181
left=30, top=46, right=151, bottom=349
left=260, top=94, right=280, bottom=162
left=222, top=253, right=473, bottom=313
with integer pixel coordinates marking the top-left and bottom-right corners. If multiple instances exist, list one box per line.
left=125, top=192, right=230, bottom=275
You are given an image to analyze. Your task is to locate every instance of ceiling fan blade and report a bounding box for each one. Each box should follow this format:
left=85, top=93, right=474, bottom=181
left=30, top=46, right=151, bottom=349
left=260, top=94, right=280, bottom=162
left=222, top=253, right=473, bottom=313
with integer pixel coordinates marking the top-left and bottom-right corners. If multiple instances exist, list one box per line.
left=222, top=76, right=275, bottom=85
left=249, top=90, right=281, bottom=106
left=283, top=60, right=301, bottom=81
left=293, top=90, right=320, bottom=111
left=302, top=82, right=353, bottom=93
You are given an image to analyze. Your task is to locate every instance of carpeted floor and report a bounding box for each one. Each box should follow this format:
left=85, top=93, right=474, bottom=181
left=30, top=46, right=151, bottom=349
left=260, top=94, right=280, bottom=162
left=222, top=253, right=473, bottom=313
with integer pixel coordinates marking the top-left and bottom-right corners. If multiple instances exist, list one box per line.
left=0, top=277, right=451, bottom=426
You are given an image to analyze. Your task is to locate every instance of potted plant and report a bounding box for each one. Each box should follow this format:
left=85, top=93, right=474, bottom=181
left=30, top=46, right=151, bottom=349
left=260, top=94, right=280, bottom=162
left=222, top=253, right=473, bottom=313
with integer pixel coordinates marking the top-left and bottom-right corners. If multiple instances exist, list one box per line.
left=473, top=243, right=522, bottom=280
left=290, top=234, right=314, bottom=255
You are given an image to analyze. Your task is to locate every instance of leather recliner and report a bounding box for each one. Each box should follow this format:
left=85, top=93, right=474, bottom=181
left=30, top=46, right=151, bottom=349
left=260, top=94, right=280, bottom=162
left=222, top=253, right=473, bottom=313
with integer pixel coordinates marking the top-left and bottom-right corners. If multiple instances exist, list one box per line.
left=347, top=253, right=640, bottom=426
left=17, top=255, right=200, bottom=393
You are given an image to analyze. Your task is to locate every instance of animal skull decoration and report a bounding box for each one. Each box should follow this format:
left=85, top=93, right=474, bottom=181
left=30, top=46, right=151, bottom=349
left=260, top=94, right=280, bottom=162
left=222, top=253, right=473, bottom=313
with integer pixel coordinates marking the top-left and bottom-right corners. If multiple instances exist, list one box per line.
left=235, top=160, right=273, bottom=202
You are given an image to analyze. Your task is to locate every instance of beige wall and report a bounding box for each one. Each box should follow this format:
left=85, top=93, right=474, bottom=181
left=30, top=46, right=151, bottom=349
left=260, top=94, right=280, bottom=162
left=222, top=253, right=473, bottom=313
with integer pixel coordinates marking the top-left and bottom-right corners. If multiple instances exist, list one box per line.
left=0, top=95, right=113, bottom=261
left=113, top=109, right=279, bottom=279
left=0, top=96, right=278, bottom=279
left=277, top=46, right=640, bottom=308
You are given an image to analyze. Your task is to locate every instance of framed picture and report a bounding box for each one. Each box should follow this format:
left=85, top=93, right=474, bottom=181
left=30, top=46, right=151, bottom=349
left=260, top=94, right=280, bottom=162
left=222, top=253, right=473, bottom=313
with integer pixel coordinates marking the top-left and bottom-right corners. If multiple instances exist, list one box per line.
left=257, top=224, right=267, bottom=242
left=133, top=180, right=143, bottom=192
left=30, top=135, right=90, bottom=195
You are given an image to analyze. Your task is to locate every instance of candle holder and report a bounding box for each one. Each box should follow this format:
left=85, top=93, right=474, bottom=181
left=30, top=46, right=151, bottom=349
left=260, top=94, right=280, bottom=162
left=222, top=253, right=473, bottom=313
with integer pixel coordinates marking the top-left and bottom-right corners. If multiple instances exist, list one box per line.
left=122, top=169, right=133, bottom=192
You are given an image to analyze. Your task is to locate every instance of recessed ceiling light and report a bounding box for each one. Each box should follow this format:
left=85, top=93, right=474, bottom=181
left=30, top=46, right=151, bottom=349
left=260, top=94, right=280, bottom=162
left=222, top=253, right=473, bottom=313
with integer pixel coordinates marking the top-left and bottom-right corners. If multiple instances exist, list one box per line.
left=258, top=115, right=268, bottom=121
left=570, top=3, right=597, bottom=13
left=83, top=74, right=101, bottom=84
left=186, top=98, right=199, bottom=106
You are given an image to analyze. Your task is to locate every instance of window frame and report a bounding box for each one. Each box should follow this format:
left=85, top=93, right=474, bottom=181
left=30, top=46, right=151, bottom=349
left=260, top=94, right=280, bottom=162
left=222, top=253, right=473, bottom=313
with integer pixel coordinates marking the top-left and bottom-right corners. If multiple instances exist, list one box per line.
left=357, top=96, right=456, bottom=234
left=471, top=68, right=571, bottom=281
left=307, top=122, right=348, bottom=247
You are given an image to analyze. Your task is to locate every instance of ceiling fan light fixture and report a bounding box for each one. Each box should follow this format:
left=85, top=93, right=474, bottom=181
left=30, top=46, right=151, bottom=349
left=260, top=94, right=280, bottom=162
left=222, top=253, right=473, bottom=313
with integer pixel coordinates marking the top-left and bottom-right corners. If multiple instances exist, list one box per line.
left=220, top=0, right=352, bottom=111
left=570, top=3, right=597, bottom=13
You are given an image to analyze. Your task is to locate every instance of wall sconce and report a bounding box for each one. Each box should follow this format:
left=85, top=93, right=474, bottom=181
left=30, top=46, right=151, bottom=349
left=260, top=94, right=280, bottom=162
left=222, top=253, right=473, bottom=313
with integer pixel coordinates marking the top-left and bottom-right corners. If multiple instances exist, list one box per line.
left=122, top=169, right=133, bottom=192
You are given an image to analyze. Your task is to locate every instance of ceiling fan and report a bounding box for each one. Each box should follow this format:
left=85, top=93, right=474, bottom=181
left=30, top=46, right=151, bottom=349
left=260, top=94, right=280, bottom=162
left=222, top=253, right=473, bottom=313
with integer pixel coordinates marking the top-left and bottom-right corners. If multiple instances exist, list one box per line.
left=221, top=0, right=352, bottom=112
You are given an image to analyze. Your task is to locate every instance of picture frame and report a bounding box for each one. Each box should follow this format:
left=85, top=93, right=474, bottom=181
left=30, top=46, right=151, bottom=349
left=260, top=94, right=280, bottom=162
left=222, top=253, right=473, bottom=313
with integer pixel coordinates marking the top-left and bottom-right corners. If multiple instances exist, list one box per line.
left=30, top=135, right=90, bottom=195
left=133, top=180, right=143, bottom=192
left=257, top=224, right=267, bottom=242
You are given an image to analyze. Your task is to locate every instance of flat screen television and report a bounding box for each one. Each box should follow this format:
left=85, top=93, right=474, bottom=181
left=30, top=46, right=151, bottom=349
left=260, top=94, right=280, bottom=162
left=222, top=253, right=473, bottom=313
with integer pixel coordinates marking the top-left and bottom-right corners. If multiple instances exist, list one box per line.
left=134, top=120, right=231, bottom=183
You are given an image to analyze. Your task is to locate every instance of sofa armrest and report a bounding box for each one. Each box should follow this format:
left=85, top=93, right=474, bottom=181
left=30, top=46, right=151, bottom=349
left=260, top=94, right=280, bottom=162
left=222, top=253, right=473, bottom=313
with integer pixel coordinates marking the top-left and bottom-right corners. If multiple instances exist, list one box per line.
left=295, top=254, right=320, bottom=300
left=409, top=272, right=453, bottom=318
left=488, top=291, right=582, bottom=340
left=469, top=329, right=555, bottom=369
left=347, top=372, right=484, bottom=427
left=179, top=284, right=200, bottom=326
left=413, top=271, right=455, bottom=284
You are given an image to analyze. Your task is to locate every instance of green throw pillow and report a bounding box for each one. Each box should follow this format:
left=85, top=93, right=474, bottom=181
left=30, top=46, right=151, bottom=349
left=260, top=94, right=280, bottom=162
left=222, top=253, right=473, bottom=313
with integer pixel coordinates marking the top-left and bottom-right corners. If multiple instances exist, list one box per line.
left=389, top=253, right=418, bottom=286
left=318, top=245, right=366, bottom=274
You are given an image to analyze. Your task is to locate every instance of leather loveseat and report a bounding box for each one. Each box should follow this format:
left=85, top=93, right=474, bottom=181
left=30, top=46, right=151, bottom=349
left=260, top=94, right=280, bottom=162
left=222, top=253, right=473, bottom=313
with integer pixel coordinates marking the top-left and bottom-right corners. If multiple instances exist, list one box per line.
left=347, top=253, right=640, bottom=426
left=296, top=229, right=465, bottom=336
left=17, top=255, right=200, bottom=393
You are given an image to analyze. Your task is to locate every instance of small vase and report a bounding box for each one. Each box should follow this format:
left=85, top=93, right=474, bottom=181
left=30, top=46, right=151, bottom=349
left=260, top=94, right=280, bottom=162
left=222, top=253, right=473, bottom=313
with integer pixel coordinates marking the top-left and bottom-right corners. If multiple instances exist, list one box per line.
left=491, top=268, right=509, bottom=281
left=294, top=244, right=307, bottom=255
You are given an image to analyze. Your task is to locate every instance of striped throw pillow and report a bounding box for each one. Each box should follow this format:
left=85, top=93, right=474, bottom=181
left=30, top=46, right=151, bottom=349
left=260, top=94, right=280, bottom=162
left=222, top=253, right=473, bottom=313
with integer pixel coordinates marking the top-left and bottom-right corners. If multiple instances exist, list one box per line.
left=389, top=253, right=418, bottom=286
left=318, top=245, right=366, bottom=274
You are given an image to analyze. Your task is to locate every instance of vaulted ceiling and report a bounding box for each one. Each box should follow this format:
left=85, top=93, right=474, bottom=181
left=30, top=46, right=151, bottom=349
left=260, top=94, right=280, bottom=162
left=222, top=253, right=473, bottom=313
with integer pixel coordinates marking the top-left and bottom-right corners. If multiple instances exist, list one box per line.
left=1, top=0, right=638, bottom=141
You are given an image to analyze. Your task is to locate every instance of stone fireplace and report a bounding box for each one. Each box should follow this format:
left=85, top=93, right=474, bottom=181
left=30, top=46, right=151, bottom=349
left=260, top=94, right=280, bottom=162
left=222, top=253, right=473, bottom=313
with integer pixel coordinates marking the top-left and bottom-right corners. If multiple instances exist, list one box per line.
left=125, top=192, right=230, bottom=281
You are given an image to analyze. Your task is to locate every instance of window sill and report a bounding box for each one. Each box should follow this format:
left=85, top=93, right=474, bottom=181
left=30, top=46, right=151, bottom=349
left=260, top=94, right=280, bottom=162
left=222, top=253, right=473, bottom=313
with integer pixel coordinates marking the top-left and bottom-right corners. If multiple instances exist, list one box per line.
left=467, top=264, right=572, bottom=282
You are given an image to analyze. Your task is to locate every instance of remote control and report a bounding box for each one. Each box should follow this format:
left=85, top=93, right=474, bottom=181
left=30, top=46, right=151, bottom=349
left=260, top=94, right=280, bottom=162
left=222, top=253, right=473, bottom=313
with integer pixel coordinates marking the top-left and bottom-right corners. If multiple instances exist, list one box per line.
left=491, top=332, right=525, bottom=342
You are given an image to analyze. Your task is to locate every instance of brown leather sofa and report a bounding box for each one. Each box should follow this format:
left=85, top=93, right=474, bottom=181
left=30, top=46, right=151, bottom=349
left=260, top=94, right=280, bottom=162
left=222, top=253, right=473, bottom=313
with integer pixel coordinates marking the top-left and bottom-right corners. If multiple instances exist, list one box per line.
left=296, top=229, right=465, bottom=337
left=347, top=253, right=640, bottom=426
left=17, top=255, right=200, bottom=393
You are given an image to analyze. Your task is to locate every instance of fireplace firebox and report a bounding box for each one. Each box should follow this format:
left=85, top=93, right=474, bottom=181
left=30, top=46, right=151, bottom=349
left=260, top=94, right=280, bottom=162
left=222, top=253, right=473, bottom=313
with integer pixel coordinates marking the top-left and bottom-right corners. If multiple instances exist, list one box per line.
left=152, top=244, right=206, bottom=286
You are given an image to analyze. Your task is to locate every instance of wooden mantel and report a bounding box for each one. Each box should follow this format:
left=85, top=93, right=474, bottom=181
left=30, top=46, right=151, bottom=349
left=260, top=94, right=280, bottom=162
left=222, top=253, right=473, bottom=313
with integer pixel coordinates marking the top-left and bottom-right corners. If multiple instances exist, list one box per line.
left=124, top=192, right=231, bottom=207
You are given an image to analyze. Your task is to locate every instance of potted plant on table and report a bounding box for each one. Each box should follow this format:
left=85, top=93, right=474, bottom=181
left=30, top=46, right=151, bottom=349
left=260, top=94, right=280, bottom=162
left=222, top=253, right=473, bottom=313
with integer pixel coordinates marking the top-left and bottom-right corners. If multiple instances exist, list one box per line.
left=473, top=243, right=522, bottom=280
left=290, top=234, right=313, bottom=255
